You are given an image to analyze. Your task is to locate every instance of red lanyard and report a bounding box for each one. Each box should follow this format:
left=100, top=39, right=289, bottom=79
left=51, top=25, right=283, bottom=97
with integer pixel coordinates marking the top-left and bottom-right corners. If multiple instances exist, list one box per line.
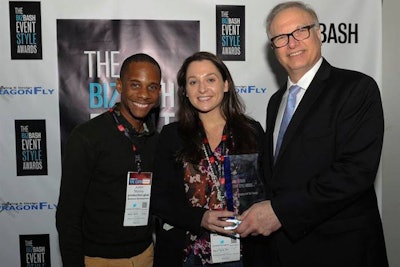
left=201, top=126, right=234, bottom=211
left=109, top=106, right=142, bottom=173
left=202, top=132, right=227, bottom=181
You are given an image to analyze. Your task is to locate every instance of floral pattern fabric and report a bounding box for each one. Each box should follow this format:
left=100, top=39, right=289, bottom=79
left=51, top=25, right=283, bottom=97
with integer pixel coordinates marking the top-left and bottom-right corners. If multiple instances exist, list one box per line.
left=183, top=146, right=240, bottom=265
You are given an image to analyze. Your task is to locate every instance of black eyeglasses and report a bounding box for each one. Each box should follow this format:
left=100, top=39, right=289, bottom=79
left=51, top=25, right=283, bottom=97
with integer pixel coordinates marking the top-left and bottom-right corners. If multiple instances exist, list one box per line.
left=270, top=24, right=316, bottom=49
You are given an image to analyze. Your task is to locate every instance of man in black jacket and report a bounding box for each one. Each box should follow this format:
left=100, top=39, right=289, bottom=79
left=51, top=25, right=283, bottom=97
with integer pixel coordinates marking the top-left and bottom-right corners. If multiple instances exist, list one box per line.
left=56, top=53, right=162, bottom=267
left=236, top=2, right=388, bottom=267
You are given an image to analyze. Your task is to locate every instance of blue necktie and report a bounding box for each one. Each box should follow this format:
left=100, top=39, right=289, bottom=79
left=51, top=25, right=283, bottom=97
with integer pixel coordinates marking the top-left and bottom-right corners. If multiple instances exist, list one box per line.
left=275, top=85, right=301, bottom=159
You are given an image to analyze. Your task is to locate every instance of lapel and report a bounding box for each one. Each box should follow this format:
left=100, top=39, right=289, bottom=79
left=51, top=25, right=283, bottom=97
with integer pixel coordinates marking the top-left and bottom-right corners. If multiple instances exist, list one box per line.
left=266, top=86, right=286, bottom=165
left=274, top=59, right=332, bottom=163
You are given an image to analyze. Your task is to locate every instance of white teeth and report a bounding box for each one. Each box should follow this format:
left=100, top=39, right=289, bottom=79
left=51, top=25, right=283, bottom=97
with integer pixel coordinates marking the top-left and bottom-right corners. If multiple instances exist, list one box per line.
left=133, top=102, right=149, bottom=108
left=289, top=51, right=302, bottom=57
left=198, top=96, right=211, bottom=101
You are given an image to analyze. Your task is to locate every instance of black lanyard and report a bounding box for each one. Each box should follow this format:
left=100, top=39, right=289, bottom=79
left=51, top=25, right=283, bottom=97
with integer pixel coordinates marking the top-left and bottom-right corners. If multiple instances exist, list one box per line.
left=109, top=106, right=142, bottom=173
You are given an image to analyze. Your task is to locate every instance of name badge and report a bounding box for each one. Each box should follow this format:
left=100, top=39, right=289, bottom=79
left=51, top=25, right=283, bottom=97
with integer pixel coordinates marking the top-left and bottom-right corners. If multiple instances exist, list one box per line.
left=210, top=233, right=240, bottom=263
left=123, top=172, right=152, bottom=226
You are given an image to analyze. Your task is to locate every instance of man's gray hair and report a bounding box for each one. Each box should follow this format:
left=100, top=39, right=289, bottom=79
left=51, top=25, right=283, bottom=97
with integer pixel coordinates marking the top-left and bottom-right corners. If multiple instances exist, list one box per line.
left=266, top=1, right=320, bottom=38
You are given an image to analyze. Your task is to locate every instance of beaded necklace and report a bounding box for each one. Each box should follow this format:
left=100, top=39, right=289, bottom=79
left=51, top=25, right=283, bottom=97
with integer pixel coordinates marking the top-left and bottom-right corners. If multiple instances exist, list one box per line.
left=201, top=126, right=228, bottom=204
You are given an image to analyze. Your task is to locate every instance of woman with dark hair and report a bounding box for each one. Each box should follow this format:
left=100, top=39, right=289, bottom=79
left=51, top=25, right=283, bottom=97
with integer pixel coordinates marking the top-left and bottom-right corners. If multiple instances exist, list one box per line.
left=151, top=51, right=265, bottom=266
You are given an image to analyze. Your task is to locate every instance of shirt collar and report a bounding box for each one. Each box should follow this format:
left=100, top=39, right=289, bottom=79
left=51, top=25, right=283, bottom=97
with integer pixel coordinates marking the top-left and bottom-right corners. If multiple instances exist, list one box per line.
left=287, top=57, right=323, bottom=90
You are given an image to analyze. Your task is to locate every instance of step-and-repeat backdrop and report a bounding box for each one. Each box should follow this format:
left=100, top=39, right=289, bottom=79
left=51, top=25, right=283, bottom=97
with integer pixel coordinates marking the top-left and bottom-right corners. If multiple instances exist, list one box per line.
left=0, top=0, right=381, bottom=266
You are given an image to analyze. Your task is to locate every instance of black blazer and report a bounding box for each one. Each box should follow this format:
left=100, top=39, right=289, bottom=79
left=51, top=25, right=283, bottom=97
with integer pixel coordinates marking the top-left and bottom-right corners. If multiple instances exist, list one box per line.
left=262, top=59, right=388, bottom=267
left=151, top=120, right=266, bottom=266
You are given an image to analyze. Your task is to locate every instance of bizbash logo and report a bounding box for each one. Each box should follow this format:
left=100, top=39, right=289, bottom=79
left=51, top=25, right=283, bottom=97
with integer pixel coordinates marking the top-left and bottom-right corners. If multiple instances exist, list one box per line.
left=0, top=86, right=54, bottom=96
left=235, top=85, right=267, bottom=94
left=0, top=201, right=57, bottom=215
left=320, top=22, right=358, bottom=44
left=19, top=234, right=51, bottom=267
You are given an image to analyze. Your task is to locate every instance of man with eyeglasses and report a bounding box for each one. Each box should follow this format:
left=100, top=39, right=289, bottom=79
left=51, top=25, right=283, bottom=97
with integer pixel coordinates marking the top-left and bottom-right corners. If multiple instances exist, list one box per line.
left=235, top=1, right=388, bottom=266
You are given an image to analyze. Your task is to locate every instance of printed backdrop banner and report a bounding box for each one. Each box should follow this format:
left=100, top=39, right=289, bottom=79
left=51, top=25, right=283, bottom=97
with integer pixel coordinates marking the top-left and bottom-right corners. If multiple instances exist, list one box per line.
left=9, top=1, right=42, bottom=59
left=216, top=5, right=245, bottom=61
left=0, top=1, right=381, bottom=266
left=57, top=19, right=199, bottom=150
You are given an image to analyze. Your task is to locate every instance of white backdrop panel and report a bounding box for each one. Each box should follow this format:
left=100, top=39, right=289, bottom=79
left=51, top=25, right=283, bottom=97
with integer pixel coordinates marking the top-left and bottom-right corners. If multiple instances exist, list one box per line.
left=0, top=1, right=381, bottom=266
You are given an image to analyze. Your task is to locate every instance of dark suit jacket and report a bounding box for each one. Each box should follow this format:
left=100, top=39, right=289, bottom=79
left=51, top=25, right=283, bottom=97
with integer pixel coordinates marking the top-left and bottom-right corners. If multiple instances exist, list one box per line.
left=262, top=59, right=388, bottom=267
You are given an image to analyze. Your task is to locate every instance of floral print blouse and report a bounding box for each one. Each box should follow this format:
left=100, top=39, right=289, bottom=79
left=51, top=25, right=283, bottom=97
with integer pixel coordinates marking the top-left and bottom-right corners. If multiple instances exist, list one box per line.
left=182, top=146, right=240, bottom=265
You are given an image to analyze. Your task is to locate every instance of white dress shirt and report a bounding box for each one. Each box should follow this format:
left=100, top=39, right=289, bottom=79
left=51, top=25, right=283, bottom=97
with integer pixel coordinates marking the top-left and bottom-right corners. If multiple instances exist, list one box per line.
left=273, top=57, right=323, bottom=156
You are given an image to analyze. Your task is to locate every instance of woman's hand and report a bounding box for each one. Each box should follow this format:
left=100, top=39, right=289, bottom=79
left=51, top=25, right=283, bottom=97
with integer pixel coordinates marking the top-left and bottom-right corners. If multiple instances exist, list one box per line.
left=200, top=210, right=237, bottom=236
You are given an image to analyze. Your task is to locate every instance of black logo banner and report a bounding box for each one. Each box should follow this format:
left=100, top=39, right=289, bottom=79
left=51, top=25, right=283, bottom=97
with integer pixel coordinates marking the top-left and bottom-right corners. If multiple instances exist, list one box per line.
left=15, top=120, right=48, bottom=176
left=216, top=5, right=245, bottom=61
left=9, top=1, right=42, bottom=59
left=19, top=234, right=51, bottom=267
